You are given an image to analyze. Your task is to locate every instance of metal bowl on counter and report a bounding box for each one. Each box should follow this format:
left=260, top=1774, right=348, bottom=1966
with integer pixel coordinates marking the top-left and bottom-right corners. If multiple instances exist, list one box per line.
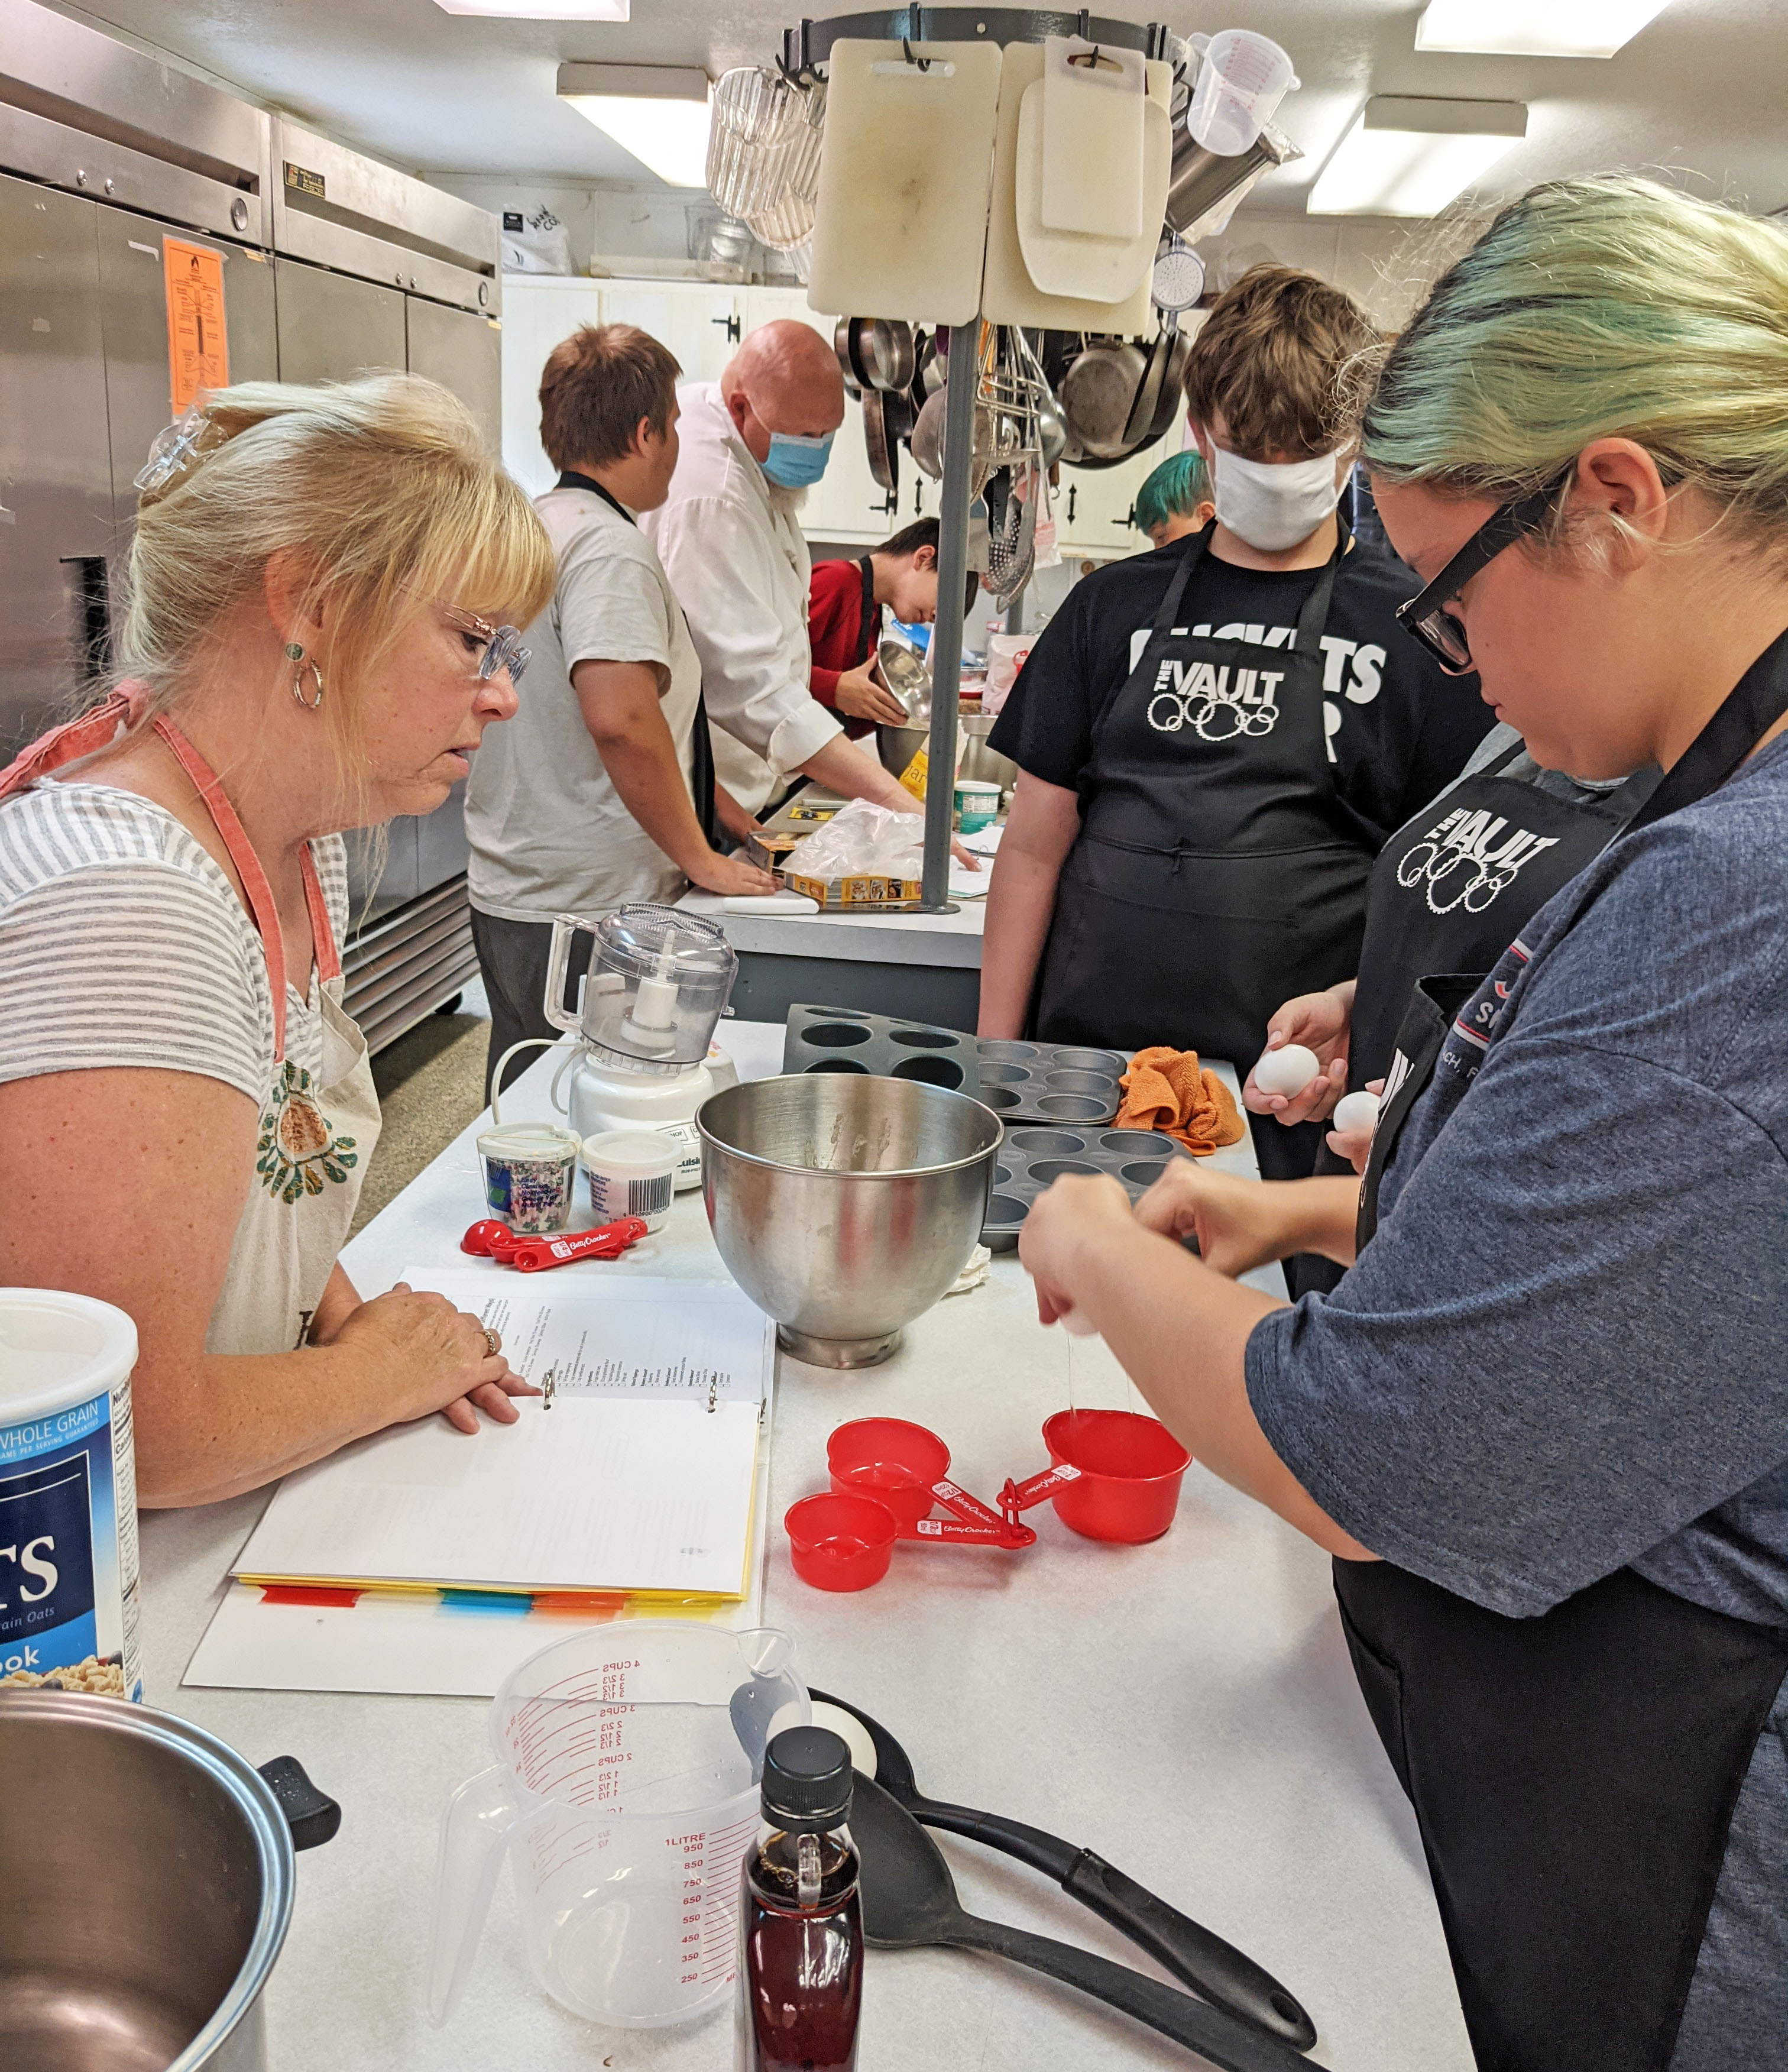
left=0, top=1692, right=338, bottom=2072
left=698, top=1073, right=1002, bottom=1368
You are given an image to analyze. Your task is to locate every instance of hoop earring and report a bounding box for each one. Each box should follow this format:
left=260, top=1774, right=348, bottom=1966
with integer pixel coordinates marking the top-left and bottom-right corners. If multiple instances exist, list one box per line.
left=287, top=647, right=325, bottom=710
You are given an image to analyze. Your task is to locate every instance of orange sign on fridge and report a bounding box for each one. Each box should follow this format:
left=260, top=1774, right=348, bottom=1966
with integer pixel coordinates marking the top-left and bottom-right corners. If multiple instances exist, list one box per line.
left=162, top=238, right=229, bottom=414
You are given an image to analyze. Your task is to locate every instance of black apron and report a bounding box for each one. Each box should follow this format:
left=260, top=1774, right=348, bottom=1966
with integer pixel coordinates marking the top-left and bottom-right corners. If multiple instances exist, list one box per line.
left=1339, top=632, right=1788, bottom=2072
left=1290, top=744, right=1659, bottom=1295
left=836, top=555, right=880, bottom=740
left=1034, top=523, right=1372, bottom=1183
left=558, top=470, right=718, bottom=846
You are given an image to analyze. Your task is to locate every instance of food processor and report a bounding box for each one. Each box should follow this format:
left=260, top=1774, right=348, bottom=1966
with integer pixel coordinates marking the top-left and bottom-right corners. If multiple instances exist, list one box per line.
left=542, top=905, right=740, bottom=1190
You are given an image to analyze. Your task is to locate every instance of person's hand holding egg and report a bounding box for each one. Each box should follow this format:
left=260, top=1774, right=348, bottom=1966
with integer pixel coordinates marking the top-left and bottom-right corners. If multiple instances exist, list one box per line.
left=1243, top=986, right=1353, bottom=1127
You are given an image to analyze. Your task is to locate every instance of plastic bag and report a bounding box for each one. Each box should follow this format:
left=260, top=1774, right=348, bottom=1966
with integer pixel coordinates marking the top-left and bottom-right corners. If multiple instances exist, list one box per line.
left=501, top=208, right=574, bottom=276
left=783, top=798, right=924, bottom=883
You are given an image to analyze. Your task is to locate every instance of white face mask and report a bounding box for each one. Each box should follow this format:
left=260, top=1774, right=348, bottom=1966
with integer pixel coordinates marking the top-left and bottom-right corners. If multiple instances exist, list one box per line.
left=1208, top=445, right=1345, bottom=553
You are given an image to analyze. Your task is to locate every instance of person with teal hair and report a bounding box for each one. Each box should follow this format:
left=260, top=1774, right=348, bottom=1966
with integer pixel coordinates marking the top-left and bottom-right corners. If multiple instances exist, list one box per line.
left=1017, top=174, right=1788, bottom=2069
left=1132, top=447, right=1215, bottom=548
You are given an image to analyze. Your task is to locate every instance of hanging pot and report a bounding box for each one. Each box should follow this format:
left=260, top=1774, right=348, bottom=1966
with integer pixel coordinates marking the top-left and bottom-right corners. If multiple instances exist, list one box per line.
left=848, top=317, right=917, bottom=394
left=863, top=389, right=898, bottom=496
left=1121, top=322, right=1179, bottom=449
left=1060, top=340, right=1147, bottom=459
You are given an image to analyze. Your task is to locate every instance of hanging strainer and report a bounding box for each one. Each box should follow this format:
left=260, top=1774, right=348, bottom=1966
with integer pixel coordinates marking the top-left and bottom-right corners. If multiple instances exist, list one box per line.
left=706, top=67, right=825, bottom=254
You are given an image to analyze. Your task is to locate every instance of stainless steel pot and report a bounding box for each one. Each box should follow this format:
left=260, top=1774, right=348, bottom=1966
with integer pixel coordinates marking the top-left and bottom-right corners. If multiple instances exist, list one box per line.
left=0, top=1691, right=339, bottom=2071
left=699, top=1074, right=1001, bottom=1367
left=958, top=713, right=1018, bottom=794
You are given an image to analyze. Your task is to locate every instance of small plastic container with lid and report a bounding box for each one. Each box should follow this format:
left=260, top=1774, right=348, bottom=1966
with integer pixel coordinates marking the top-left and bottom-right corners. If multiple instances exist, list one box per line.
left=582, top=1128, right=679, bottom=1232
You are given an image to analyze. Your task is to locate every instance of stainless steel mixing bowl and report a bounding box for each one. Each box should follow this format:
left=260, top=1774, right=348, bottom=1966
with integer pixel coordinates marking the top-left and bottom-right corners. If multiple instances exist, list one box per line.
left=698, top=1074, right=1002, bottom=1367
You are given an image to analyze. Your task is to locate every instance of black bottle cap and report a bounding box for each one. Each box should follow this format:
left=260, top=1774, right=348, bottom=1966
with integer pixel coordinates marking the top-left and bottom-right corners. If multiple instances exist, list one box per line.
left=762, top=1725, right=853, bottom=1833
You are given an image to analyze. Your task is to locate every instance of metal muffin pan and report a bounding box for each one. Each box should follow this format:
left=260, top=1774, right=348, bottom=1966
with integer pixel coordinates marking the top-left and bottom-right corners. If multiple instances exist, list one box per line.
left=974, top=1038, right=1130, bottom=1126
left=783, top=1003, right=984, bottom=1099
left=983, top=1126, right=1192, bottom=1250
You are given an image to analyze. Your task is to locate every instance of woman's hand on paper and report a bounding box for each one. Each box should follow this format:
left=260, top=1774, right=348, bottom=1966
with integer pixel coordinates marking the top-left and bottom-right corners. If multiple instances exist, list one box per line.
left=332, top=1286, right=540, bottom=1434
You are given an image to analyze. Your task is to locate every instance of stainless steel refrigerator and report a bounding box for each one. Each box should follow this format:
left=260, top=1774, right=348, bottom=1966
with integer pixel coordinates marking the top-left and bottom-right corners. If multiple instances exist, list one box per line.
left=1, top=0, right=503, bottom=1050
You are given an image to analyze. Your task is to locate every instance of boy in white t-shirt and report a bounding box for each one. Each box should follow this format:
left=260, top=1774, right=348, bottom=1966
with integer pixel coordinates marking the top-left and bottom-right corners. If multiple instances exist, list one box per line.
left=465, top=322, right=775, bottom=1094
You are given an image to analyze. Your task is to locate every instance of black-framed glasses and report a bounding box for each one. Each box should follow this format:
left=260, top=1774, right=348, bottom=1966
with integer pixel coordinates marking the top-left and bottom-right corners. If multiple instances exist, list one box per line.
left=1395, top=471, right=1571, bottom=676
left=442, top=603, right=530, bottom=685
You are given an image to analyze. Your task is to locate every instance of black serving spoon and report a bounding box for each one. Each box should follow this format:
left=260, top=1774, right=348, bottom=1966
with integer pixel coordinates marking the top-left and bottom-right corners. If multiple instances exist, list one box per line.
left=850, top=1773, right=1317, bottom=2072
left=809, top=1688, right=1314, bottom=2053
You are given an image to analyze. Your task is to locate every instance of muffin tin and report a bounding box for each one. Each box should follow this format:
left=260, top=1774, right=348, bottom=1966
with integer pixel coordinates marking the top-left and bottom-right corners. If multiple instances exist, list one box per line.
left=782, top=1003, right=984, bottom=1099
left=974, top=1038, right=1129, bottom=1126
left=983, top=1126, right=1193, bottom=1251
left=782, top=1008, right=1131, bottom=1126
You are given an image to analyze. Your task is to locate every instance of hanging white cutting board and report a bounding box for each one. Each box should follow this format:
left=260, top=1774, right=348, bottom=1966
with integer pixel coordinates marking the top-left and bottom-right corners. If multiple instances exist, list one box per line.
left=1040, top=35, right=1146, bottom=239
left=982, top=48, right=1172, bottom=333
left=1016, top=80, right=1168, bottom=302
left=807, top=40, right=1002, bottom=328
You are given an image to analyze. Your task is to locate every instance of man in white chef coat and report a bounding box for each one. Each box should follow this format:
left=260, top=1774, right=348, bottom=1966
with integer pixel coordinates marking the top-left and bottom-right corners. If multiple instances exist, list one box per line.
left=642, top=320, right=938, bottom=821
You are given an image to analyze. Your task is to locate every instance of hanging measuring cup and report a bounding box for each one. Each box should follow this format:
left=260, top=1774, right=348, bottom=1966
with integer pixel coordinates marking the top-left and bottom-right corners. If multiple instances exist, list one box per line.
left=1002, top=1410, right=1192, bottom=1544
left=1186, top=30, right=1297, bottom=157
left=428, top=1624, right=808, bottom=2030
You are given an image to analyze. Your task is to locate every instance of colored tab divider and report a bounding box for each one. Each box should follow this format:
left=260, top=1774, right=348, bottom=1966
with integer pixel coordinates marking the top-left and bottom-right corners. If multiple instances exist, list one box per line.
left=253, top=1582, right=632, bottom=1620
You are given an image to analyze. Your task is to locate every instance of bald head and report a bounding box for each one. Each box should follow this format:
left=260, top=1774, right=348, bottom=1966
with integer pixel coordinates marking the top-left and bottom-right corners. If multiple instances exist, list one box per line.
left=720, top=319, right=845, bottom=462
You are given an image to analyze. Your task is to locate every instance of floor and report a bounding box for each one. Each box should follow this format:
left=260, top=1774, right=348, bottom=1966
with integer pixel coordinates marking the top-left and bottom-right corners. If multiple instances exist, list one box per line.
left=351, top=976, right=493, bottom=1237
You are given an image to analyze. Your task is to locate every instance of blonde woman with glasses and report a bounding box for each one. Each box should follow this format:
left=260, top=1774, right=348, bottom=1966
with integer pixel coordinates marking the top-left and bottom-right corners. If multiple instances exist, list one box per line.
left=1016, top=178, right=1788, bottom=2068
left=0, top=375, right=556, bottom=1508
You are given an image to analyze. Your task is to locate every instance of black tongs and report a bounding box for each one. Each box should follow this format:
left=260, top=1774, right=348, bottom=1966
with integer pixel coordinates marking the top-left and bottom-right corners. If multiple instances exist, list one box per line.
left=808, top=1688, right=1316, bottom=2053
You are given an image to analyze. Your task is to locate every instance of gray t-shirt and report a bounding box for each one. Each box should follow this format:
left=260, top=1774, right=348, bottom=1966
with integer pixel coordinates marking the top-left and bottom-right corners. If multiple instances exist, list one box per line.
left=466, top=484, right=702, bottom=923
left=1247, top=726, right=1788, bottom=2064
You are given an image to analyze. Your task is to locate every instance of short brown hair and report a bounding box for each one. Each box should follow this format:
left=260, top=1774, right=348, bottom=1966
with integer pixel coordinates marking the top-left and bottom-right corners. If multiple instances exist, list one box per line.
left=1183, top=265, right=1379, bottom=461
left=539, top=323, right=681, bottom=472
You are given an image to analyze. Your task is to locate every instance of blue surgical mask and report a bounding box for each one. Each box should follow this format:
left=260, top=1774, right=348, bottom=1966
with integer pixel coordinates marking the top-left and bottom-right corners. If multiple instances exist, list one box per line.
left=762, top=428, right=835, bottom=488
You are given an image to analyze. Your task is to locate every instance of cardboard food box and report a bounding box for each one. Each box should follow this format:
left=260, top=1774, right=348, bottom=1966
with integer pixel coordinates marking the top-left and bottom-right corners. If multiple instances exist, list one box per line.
left=782, top=870, right=926, bottom=911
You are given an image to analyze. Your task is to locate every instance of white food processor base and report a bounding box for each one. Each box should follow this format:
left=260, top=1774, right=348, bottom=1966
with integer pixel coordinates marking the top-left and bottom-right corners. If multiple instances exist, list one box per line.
left=563, top=1041, right=735, bottom=1192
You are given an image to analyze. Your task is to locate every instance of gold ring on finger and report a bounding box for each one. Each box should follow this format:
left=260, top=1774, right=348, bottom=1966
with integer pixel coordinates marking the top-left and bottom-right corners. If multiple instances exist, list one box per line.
left=482, top=1326, right=501, bottom=1359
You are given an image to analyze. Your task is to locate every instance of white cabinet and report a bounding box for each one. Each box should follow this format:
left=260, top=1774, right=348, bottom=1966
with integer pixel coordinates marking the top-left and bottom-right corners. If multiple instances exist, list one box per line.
left=603, top=280, right=741, bottom=385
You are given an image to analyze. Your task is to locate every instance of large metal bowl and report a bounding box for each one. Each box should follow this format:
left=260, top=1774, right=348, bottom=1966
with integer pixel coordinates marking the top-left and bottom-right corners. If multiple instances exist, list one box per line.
left=699, top=1074, right=1002, bottom=1367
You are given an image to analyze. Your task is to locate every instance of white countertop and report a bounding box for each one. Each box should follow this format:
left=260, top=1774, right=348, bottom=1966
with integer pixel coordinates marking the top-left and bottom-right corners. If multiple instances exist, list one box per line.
left=138, top=1025, right=1470, bottom=2072
left=679, top=890, right=986, bottom=969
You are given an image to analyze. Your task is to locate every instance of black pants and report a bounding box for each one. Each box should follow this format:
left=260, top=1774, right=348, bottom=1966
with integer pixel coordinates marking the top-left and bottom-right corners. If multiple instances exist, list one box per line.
left=469, top=909, right=594, bottom=1101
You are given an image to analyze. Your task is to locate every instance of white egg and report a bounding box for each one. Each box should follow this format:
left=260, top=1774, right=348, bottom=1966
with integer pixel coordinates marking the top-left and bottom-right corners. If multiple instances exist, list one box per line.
left=1252, top=1043, right=1321, bottom=1097
left=1333, top=1090, right=1382, bottom=1135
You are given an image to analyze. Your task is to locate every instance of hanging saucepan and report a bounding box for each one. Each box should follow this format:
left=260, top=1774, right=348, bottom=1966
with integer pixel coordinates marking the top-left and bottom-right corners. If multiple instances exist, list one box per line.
left=1122, top=322, right=1181, bottom=449
left=1060, top=339, right=1148, bottom=461
left=863, top=390, right=897, bottom=496
left=882, top=385, right=915, bottom=458
left=848, top=318, right=916, bottom=395
left=833, top=315, right=866, bottom=397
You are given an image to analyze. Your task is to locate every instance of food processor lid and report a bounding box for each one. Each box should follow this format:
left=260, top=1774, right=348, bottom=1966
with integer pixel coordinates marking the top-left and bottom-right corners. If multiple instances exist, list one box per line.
left=600, top=903, right=738, bottom=979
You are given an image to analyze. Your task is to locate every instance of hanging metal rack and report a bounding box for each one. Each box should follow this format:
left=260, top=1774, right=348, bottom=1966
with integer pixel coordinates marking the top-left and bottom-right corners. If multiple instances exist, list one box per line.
left=780, top=7, right=1172, bottom=909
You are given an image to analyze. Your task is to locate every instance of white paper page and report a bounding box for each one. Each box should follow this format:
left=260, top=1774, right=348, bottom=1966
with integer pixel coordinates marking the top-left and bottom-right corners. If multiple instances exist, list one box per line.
left=234, top=1397, right=759, bottom=1595
left=403, top=1270, right=773, bottom=1403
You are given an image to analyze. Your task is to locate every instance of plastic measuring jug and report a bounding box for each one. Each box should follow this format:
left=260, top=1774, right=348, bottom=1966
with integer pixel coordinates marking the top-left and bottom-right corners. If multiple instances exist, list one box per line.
left=1187, top=30, right=1297, bottom=157
left=428, top=1623, right=808, bottom=2029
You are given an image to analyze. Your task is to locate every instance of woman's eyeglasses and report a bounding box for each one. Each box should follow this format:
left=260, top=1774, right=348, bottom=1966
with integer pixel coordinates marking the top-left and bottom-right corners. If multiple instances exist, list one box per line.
left=442, top=604, right=530, bottom=685
left=1394, top=471, right=1571, bottom=675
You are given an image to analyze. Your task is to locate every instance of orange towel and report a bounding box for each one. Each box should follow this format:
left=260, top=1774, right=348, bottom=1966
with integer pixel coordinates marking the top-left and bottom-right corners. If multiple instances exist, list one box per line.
left=1117, top=1046, right=1246, bottom=1156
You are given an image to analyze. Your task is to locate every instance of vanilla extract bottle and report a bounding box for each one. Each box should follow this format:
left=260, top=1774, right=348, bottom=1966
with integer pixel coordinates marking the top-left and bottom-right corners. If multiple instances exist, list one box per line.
left=736, top=1726, right=863, bottom=2072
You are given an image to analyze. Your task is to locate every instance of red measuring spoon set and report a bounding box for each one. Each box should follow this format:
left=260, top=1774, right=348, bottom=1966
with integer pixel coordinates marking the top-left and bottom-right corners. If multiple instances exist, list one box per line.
left=786, top=1411, right=1194, bottom=1592
left=460, top=1216, right=647, bottom=1273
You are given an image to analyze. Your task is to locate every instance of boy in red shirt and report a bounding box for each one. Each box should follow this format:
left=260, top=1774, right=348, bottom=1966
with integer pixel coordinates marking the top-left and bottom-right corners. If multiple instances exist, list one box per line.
left=808, top=517, right=979, bottom=737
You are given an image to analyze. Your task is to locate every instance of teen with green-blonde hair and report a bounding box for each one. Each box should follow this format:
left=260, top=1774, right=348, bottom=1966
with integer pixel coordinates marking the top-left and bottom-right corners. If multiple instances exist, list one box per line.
left=1016, top=176, right=1788, bottom=2069
left=1133, top=448, right=1215, bottom=547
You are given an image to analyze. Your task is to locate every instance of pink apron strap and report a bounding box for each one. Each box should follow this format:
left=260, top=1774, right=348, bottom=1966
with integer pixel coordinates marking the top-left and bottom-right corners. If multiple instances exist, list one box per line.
left=148, top=717, right=341, bottom=1059
left=0, top=684, right=147, bottom=799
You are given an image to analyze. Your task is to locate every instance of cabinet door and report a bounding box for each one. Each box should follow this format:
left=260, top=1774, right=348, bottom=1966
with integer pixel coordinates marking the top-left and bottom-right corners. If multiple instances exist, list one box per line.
left=498, top=276, right=603, bottom=496
left=408, top=297, right=502, bottom=450
left=0, top=174, right=112, bottom=755
left=275, top=260, right=407, bottom=384
left=605, top=281, right=742, bottom=385
left=96, top=210, right=277, bottom=537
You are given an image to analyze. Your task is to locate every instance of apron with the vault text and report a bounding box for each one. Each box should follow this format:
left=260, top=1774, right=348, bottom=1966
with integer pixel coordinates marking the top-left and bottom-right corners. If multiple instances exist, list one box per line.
left=1337, top=632, right=1788, bottom=2072
left=1035, top=523, right=1371, bottom=1181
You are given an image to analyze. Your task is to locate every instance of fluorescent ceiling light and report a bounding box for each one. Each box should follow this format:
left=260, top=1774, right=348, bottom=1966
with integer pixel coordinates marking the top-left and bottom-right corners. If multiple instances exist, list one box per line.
left=558, top=63, right=711, bottom=187
left=1416, top=0, right=1671, bottom=59
left=1308, top=96, right=1527, bottom=217
left=438, top=0, right=626, bottom=16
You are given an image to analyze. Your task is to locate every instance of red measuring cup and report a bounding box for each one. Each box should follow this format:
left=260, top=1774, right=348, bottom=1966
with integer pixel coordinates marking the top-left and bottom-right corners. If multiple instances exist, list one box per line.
left=460, top=1218, right=647, bottom=1271
left=824, top=1425, right=1019, bottom=1541
left=785, top=1492, right=898, bottom=1592
left=1000, top=1409, right=1192, bottom=1545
